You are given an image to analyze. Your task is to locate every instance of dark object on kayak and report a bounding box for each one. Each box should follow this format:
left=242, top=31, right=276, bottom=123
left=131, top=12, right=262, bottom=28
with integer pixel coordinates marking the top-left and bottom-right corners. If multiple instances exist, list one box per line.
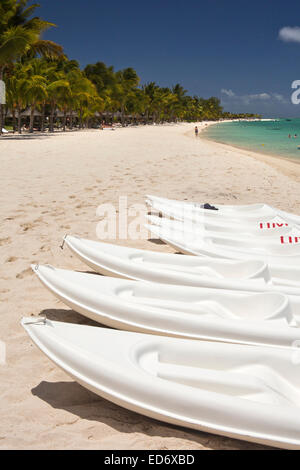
left=201, top=203, right=219, bottom=211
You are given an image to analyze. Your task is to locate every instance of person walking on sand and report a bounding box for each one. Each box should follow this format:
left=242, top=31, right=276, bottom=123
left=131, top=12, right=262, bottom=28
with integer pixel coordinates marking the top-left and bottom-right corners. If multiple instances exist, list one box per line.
left=195, top=126, right=199, bottom=137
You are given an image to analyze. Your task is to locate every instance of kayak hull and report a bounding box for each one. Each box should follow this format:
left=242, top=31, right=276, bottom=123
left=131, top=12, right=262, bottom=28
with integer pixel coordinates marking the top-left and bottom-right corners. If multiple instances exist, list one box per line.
left=63, top=235, right=300, bottom=297
left=147, top=223, right=300, bottom=268
left=146, top=195, right=300, bottom=225
left=33, top=264, right=299, bottom=348
left=22, top=318, right=300, bottom=450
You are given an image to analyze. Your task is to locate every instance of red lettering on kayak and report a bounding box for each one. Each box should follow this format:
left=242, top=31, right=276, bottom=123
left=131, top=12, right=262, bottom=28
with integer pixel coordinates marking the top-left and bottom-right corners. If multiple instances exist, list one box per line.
left=281, top=236, right=300, bottom=244
left=260, top=222, right=289, bottom=229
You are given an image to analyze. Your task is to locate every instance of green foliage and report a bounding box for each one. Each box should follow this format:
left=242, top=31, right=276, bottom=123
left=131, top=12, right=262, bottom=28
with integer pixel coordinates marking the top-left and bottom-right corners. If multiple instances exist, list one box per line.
left=0, top=0, right=63, bottom=69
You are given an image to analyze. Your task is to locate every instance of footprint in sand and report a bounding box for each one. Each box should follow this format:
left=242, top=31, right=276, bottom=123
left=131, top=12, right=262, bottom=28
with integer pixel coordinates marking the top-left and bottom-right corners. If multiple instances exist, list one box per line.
left=39, top=245, right=50, bottom=252
left=6, top=256, right=17, bottom=263
left=21, top=222, right=33, bottom=232
left=0, top=237, right=11, bottom=246
left=0, top=288, right=9, bottom=294
left=16, top=268, right=33, bottom=279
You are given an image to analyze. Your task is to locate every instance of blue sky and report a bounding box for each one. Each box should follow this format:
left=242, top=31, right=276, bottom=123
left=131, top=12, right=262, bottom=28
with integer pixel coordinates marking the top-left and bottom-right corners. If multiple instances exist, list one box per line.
left=36, top=0, right=300, bottom=117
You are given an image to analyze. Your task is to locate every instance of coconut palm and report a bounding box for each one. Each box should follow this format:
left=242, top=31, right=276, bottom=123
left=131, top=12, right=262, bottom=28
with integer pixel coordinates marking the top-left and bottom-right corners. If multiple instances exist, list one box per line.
left=113, top=68, right=140, bottom=125
left=5, top=61, right=28, bottom=131
left=84, top=61, right=116, bottom=99
left=68, top=70, right=102, bottom=128
left=24, top=74, right=47, bottom=131
left=0, top=0, right=63, bottom=133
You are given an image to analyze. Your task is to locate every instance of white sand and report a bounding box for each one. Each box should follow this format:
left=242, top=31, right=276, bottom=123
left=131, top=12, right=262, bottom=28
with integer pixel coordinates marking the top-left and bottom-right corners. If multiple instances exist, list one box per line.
left=1, top=122, right=300, bottom=449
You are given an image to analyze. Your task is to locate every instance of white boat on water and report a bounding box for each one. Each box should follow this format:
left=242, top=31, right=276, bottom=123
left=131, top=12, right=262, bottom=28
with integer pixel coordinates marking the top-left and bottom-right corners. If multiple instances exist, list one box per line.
left=63, top=235, right=300, bottom=295
left=32, top=264, right=300, bottom=348
left=146, top=195, right=300, bottom=225
left=22, top=317, right=300, bottom=449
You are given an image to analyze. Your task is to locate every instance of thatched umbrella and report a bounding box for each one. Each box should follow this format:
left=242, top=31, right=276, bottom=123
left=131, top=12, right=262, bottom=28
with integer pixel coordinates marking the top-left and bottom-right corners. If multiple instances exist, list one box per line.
left=21, top=108, right=42, bottom=117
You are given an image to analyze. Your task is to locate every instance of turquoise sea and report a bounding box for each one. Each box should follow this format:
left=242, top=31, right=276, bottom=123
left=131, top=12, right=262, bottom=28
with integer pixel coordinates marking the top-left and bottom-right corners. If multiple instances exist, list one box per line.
left=202, top=119, right=300, bottom=160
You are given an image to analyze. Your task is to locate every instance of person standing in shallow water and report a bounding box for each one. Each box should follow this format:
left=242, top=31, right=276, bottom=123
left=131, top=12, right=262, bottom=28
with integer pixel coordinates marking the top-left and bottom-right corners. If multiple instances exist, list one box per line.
left=195, top=126, right=199, bottom=137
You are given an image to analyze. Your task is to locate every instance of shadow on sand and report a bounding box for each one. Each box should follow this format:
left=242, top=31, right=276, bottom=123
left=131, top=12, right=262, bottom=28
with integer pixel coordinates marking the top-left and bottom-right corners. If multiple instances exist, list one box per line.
left=32, top=307, right=270, bottom=451
left=148, top=237, right=166, bottom=245
left=0, top=132, right=58, bottom=140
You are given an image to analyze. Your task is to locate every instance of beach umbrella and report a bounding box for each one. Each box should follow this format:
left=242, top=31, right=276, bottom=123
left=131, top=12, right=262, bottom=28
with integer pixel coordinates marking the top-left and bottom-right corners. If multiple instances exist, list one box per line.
left=21, top=108, right=42, bottom=117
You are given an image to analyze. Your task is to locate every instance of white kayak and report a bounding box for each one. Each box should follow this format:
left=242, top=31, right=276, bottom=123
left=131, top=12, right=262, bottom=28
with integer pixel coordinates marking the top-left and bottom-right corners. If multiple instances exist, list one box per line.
left=147, top=223, right=300, bottom=268
left=146, top=195, right=300, bottom=225
left=32, top=264, right=300, bottom=348
left=63, top=235, right=300, bottom=296
left=22, top=317, right=300, bottom=449
left=147, top=214, right=294, bottom=238
left=145, top=216, right=300, bottom=266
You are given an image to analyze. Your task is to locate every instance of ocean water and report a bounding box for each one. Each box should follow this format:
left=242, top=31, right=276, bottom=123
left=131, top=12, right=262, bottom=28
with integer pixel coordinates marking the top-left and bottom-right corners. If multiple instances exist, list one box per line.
left=202, top=119, right=300, bottom=160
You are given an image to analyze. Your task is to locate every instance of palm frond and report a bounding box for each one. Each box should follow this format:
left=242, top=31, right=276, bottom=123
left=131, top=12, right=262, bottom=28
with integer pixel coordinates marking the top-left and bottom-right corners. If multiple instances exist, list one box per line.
left=29, top=40, right=64, bottom=59
left=0, top=26, right=35, bottom=64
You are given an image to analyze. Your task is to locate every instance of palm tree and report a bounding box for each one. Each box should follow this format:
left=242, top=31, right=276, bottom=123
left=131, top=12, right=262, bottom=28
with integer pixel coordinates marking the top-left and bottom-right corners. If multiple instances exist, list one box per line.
left=114, top=68, right=140, bottom=125
left=5, top=61, right=27, bottom=132
left=23, top=74, right=47, bottom=132
left=47, top=77, right=71, bottom=132
left=0, top=0, right=63, bottom=133
left=68, top=70, right=102, bottom=128
left=84, top=61, right=116, bottom=99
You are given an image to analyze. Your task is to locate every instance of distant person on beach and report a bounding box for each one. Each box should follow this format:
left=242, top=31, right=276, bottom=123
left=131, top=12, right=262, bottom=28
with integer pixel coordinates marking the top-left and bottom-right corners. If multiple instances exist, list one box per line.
left=288, top=134, right=291, bottom=138
left=294, top=134, right=298, bottom=138
left=195, top=126, right=199, bottom=137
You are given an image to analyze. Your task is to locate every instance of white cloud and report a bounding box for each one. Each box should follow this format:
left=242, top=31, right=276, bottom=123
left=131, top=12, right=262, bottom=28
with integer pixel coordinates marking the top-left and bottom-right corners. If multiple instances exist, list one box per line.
left=279, top=26, right=300, bottom=43
left=248, top=93, right=271, bottom=101
left=221, top=89, right=287, bottom=105
left=273, top=93, right=288, bottom=103
left=221, top=88, right=235, bottom=97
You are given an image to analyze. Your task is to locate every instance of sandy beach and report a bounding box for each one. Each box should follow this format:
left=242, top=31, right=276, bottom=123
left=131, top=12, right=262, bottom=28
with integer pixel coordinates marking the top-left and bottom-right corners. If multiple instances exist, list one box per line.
left=1, top=122, right=300, bottom=450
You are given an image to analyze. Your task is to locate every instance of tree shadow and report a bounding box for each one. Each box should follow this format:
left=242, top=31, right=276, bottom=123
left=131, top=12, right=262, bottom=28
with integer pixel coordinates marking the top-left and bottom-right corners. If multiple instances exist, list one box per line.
left=0, top=133, right=57, bottom=140
left=31, top=380, right=270, bottom=450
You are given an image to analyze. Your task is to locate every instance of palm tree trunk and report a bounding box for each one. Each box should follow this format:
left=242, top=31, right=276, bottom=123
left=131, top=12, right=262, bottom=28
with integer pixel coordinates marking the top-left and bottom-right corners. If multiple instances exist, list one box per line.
left=49, top=104, right=55, bottom=132
left=63, top=111, right=66, bottom=132
left=12, top=109, right=16, bottom=133
left=17, top=108, right=22, bottom=134
left=0, top=67, right=4, bottom=136
left=29, top=105, right=35, bottom=133
left=41, top=104, right=45, bottom=132
left=121, top=105, right=125, bottom=126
